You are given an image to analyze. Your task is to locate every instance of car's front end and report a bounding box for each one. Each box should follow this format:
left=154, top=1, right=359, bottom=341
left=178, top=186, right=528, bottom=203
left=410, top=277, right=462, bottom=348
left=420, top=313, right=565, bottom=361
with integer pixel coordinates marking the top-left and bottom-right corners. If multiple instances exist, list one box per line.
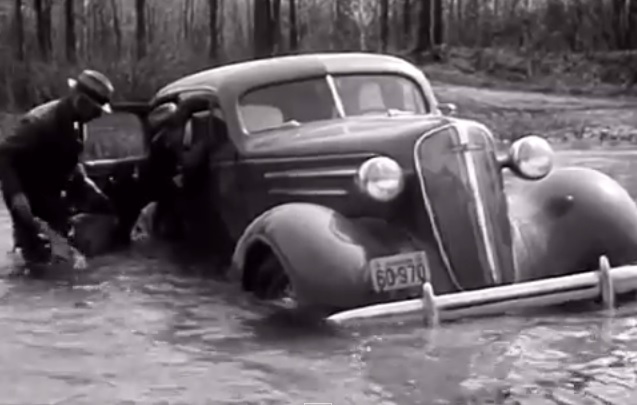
left=232, top=114, right=561, bottom=311
left=343, top=118, right=555, bottom=304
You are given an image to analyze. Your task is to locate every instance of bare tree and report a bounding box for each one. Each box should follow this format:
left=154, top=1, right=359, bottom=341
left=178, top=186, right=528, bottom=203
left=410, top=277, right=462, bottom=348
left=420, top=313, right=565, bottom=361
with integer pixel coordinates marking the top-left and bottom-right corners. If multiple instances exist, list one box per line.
left=209, top=0, right=219, bottom=59
left=415, top=0, right=433, bottom=51
left=433, top=0, right=443, bottom=45
left=13, top=0, right=24, bottom=60
left=380, top=0, right=389, bottom=51
left=272, top=0, right=281, bottom=52
left=335, top=0, right=350, bottom=49
left=289, top=0, right=298, bottom=51
left=253, top=0, right=273, bottom=58
left=65, top=0, right=77, bottom=63
left=183, top=0, right=194, bottom=40
left=34, top=0, right=53, bottom=60
left=110, top=0, right=122, bottom=57
left=402, top=0, right=411, bottom=45
left=135, top=0, right=147, bottom=60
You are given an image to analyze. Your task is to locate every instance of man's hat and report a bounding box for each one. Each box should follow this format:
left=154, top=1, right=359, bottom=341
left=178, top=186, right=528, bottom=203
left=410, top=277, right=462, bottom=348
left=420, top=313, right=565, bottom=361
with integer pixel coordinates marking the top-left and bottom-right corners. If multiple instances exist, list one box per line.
left=67, top=69, right=115, bottom=114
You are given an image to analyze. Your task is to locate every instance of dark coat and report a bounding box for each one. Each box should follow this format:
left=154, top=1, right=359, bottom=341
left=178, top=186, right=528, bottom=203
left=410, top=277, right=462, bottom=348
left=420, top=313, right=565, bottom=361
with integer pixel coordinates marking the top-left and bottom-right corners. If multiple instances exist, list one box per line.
left=0, top=99, right=93, bottom=201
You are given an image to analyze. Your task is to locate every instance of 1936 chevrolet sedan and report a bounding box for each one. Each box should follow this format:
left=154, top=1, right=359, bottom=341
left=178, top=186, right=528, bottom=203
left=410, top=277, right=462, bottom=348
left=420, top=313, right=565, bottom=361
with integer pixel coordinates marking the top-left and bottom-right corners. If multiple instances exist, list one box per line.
left=82, top=52, right=637, bottom=314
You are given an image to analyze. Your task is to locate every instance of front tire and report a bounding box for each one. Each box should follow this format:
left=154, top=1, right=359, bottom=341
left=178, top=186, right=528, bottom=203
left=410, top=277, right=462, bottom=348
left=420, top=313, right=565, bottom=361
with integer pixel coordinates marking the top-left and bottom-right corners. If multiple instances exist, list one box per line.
left=253, top=254, right=294, bottom=301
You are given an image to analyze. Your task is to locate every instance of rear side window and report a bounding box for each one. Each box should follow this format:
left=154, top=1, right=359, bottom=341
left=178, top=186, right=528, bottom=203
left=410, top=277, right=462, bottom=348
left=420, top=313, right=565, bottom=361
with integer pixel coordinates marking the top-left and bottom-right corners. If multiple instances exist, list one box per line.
left=84, top=112, right=146, bottom=160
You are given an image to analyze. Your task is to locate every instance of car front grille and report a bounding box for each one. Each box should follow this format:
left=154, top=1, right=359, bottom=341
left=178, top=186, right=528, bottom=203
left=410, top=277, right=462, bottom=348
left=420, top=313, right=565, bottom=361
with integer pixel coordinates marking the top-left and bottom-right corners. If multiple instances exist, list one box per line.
left=413, top=123, right=516, bottom=290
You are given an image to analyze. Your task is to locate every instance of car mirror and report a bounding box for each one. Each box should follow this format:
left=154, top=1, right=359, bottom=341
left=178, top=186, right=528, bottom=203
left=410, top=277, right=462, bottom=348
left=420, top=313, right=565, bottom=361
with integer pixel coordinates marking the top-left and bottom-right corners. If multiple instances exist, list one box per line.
left=438, top=103, right=457, bottom=116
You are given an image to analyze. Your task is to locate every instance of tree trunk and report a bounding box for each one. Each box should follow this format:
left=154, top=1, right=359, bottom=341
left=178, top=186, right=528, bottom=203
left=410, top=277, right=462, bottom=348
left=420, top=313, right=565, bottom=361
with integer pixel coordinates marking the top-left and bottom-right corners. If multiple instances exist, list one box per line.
left=110, top=0, right=122, bottom=57
left=402, top=0, right=411, bottom=45
left=271, top=0, right=281, bottom=53
left=289, top=0, right=298, bottom=51
left=335, top=0, right=355, bottom=50
left=208, top=0, right=219, bottom=59
left=135, top=0, right=147, bottom=60
left=34, top=0, right=51, bottom=59
left=65, top=0, right=77, bottom=63
left=183, top=0, right=193, bottom=40
left=380, top=0, right=389, bottom=52
left=43, top=0, right=52, bottom=58
left=629, top=0, right=637, bottom=49
left=415, top=0, right=433, bottom=51
left=253, top=0, right=273, bottom=58
left=432, top=0, right=443, bottom=45
left=13, top=0, right=24, bottom=60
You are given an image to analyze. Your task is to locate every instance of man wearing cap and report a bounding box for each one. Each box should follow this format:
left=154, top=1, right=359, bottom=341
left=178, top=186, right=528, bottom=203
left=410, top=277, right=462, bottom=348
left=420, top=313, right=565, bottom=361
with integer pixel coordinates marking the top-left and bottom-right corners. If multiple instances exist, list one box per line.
left=0, top=69, right=116, bottom=266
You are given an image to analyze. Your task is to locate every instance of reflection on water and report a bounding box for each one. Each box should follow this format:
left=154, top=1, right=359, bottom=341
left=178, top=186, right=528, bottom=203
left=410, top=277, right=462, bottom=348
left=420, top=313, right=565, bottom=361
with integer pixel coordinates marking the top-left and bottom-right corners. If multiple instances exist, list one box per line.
left=1, top=150, right=637, bottom=404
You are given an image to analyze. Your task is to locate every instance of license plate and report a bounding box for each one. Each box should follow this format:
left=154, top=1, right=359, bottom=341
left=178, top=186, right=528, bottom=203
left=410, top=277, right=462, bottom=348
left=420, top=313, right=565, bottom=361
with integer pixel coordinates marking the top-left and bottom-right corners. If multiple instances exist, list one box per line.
left=369, top=251, right=430, bottom=292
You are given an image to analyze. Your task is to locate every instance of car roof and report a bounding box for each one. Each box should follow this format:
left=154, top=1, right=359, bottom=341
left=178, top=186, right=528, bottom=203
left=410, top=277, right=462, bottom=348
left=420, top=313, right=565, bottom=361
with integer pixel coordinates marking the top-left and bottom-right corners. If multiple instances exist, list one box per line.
left=153, top=52, right=427, bottom=102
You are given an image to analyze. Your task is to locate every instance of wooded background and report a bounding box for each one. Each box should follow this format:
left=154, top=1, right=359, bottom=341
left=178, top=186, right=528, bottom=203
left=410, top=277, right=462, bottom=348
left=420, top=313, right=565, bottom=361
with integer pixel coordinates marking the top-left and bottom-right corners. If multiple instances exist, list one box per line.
left=0, top=0, right=636, bottom=110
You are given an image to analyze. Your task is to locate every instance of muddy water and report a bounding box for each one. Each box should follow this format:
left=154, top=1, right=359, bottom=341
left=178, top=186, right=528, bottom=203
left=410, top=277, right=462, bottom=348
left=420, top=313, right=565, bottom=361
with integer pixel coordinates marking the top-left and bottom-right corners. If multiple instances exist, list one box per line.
left=2, top=151, right=637, bottom=405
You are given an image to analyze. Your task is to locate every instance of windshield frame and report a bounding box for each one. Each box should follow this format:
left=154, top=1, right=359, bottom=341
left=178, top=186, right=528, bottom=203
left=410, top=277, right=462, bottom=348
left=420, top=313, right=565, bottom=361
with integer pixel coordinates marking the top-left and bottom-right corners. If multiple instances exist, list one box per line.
left=236, top=72, right=430, bottom=136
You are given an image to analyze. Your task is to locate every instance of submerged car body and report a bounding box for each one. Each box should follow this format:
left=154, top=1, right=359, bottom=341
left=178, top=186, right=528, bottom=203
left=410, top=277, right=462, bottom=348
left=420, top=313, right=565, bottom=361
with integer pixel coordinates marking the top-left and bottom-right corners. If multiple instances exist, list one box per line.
left=83, top=53, right=637, bottom=313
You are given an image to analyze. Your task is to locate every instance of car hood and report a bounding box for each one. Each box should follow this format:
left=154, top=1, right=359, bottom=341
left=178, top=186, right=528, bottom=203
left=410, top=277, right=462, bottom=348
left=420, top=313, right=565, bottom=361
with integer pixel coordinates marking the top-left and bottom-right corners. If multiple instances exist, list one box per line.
left=242, top=115, right=454, bottom=158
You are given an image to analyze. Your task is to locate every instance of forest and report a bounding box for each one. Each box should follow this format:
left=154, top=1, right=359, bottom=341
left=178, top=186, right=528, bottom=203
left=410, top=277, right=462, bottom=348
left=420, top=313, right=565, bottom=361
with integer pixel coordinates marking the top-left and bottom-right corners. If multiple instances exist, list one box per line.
left=0, top=0, right=637, bottom=110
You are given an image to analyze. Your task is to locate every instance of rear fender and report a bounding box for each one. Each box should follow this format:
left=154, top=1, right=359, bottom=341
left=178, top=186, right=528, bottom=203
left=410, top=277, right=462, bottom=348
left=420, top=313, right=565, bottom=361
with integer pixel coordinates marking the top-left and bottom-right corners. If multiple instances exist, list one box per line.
left=230, top=203, right=433, bottom=309
left=510, top=167, right=637, bottom=281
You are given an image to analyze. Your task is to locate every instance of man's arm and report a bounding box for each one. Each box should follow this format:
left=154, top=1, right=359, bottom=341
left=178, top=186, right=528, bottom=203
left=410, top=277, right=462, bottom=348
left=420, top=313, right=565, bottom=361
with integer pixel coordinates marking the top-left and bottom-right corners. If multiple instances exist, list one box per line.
left=67, top=163, right=115, bottom=214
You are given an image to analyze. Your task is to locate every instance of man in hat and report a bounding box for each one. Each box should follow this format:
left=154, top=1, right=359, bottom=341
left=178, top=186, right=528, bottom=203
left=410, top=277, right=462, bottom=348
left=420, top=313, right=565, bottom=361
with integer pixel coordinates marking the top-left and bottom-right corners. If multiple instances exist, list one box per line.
left=0, top=69, right=116, bottom=266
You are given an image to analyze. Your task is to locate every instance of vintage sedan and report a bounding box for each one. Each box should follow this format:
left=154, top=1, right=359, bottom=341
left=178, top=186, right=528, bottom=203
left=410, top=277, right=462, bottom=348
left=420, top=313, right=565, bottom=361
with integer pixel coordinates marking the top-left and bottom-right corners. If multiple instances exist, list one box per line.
left=82, top=52, right=637, bottom=314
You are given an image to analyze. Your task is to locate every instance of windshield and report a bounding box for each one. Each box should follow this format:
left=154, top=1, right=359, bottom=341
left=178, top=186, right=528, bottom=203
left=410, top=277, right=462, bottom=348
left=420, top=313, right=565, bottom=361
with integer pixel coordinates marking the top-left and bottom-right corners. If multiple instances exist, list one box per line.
left=238, top=74, right=429, bottom=134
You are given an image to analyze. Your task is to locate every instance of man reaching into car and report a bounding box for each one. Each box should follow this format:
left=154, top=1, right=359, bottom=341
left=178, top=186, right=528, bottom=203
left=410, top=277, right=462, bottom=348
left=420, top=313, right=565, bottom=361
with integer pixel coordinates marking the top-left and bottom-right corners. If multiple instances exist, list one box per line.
left=0, top=69, right=116, bottom=270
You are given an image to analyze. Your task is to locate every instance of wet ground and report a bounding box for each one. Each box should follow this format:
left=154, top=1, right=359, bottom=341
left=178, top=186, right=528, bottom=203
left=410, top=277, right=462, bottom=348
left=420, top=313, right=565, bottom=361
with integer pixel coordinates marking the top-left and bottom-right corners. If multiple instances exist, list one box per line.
left=2, top=150, right=637, bottom=405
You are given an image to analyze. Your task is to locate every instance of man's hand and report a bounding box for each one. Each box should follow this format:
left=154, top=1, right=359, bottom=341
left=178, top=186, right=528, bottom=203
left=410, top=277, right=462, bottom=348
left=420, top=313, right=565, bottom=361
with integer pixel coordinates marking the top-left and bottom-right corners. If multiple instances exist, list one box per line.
left=10, top=193, right=33, bottom=219
left=70, top=247, right=87, bottom=270
left=85, top=180, right=115, bottom=215
left=93, top=189, right=115, bottom=213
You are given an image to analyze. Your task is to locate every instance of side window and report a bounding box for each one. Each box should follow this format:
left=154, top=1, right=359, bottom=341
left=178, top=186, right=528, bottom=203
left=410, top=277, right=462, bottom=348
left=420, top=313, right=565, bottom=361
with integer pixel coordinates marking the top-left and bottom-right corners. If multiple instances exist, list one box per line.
left=84, top=112, right=146, bottom=160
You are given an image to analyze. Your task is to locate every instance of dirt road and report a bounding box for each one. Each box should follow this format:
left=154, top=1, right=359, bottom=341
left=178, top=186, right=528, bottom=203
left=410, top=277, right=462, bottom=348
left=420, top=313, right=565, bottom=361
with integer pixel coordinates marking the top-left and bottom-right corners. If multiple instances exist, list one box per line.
left=432, top=82, right=637, bottom=143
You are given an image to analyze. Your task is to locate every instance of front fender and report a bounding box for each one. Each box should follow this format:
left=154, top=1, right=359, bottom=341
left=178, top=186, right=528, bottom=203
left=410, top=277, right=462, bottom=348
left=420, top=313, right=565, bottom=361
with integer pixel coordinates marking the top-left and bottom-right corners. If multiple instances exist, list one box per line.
left=230, top=203, right=428, bottom=309
left=509, top=167, right=637, bottom=281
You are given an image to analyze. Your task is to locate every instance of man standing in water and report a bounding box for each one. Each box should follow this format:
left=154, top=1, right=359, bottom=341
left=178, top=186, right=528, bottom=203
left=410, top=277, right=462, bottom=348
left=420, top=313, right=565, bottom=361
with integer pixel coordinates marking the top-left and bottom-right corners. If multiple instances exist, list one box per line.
left=0, top=69, right=116, bottom=269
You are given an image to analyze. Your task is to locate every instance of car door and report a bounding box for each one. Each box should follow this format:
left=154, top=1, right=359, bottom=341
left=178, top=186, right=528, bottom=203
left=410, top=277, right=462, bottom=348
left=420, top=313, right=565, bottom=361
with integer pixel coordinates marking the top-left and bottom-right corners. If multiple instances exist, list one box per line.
left=82, top=102, right=152, bottom=243
left=174, top=93, right=244, bottom=262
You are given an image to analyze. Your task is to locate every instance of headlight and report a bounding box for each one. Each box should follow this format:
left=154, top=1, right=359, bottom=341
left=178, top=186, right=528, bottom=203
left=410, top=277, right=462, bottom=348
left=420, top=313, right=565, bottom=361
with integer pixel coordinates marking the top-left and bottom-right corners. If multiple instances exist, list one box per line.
left=508, top=135, right=554, bottom=180
left=356, top=156, right=405, bottom=202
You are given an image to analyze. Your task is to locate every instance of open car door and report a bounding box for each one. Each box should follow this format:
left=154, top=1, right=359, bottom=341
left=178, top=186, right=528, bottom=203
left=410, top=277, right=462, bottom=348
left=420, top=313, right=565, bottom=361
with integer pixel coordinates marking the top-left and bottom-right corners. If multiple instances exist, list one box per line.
left=82, top=102, right=152, bottom=247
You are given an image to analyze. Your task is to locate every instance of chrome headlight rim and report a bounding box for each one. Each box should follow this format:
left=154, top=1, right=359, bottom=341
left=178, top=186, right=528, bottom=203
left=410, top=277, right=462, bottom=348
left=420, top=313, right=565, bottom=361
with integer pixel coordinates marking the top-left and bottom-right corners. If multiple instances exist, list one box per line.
left=356, top=156, right=405, bottom=202
left=508, top=135, right=554, bottom=180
